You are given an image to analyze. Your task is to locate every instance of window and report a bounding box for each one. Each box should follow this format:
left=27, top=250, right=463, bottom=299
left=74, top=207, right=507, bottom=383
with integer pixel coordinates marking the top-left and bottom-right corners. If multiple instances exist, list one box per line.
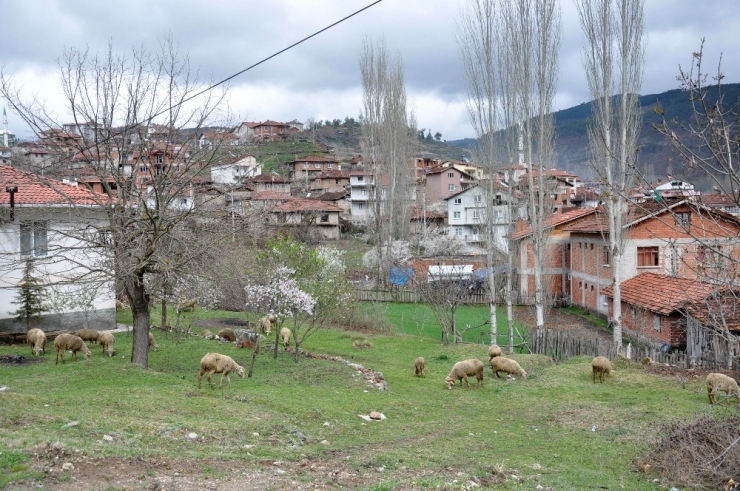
left=357, top=176, right=364, bottom=182
left=603, top=246, right=610, bottom=266
left=320, top=214, right=329, bottom=223
left=327, top=163, right=333, bottom=169
left=455, top=228, right=463, bottom=236
left=454, top=198, right=462, bottom=205
left=361, top=188, right=368, bottom=196
left=495, top=210, right=503, bottom=219
left=675, top=212, right=690, bottom=228
left=600, top=294, right=608, bottom=306
left=637, top=246, right=659, bottom=267
left=357, top=202, right=365, bottom=210
left=453, top=211, right=461, bottom=219
left=472, top=211, right=480, bottom=219
left=265, top=183, right=272, bottom=189
left=448, top=184, right=456, bottom=191
left=156, top=154, right=164, bottom=164
left=472, top=227, right=479, bottom=235
left=314, top=163, right=321, bottom=169
left=653, top=314, right=661, bottom=332
left=448, top=172, right=454, bottom=178
left=474, top=194, right=482, bottom=203
left=140, top=165, right=147, bottom=172
left=20, top=222, right=48, bottom=257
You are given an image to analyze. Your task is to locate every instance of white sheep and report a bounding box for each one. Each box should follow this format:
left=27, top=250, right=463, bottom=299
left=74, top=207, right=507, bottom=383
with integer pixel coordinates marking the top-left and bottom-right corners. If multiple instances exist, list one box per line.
left=445, top=359, right=485, bottom=389
left=279, top=327, right=291, bottom=350
left=197, top=352, right=245, bottom=391
left=414, top=356, right=426, bottom=377
left=488, top=344, right=503, bottom=361
left=27, top=328, right=47, bottom=356
left=591, top=356, right=612, bottom=383
left=260, top=314, right=277, bottom=335
left=98, top=331, right=116, bottom=357
left=148, top=332, right=159, bottom=351
left=177, top=299, right=196, bottom=313
left=54, top=333, right=91, bottom=364
left=706, top=373, right=740, bottom=404
left=202, top=329, right=215, bottom=340
left=75, top=327, right=100, bottom=345
left=490, top=356, right=527, bottom=380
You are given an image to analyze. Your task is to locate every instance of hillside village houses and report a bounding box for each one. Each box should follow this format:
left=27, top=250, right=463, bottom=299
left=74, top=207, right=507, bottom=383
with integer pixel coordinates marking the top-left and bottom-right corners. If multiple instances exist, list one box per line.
left=0, top=164, right=115, bottom=334
left=3, top=110, right=740, bottom=354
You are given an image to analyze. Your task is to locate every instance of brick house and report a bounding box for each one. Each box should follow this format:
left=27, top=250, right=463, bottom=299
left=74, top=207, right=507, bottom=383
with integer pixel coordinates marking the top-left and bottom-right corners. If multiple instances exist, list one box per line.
left=512, top=208, right=598, bottom=304
left=308, top=169, right=351, bottom=193
left=285, top=155, right=340, bottom=181
left=603, top=273, right=740, bottom=354
left=563, top=200, right=740, bottom=320
left=247, top=174, right=291, bottom=195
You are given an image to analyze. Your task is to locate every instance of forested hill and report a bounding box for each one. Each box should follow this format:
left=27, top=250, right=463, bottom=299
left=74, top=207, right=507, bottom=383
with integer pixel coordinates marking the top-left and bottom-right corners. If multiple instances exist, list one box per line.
left=448, top=83, right=740, bottom=191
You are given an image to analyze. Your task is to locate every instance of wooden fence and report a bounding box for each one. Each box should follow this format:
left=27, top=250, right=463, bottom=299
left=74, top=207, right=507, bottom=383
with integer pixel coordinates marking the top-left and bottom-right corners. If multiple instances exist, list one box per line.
left=529, top=328, right=738, bottom=370
left=354, top=288, right=567, bottom=306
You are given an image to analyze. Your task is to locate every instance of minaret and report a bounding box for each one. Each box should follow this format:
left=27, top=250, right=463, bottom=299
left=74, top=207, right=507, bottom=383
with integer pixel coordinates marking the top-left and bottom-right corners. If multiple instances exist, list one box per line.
left=2, top=108, right=8, bottom=147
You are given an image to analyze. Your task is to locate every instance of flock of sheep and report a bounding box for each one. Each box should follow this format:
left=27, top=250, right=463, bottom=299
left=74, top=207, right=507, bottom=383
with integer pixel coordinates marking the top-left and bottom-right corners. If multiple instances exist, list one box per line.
left=430, top=344, right=740, bottom=405
left=20, top=323, right=740, bottom=404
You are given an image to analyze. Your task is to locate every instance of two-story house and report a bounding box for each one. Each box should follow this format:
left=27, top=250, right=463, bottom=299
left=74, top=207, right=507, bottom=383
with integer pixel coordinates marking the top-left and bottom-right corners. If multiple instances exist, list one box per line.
left=348, top=170, right=375, bottom=221
left=421, top=165, right=476, bottom=204
left=285, top=155, right=340, bottom=181
left=0, top=164, right=115, bottom=335
left=210, top=155, right=262, bottom=185
left=308, top=169, right=351, bottom=194
left=247, top=174, right=291, bottom=194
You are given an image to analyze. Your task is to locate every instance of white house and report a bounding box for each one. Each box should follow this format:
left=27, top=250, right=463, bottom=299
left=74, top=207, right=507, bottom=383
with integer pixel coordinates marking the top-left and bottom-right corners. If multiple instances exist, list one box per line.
left=0, top=164, right=115, bottom=335
left=444, top=183, right=525, bottom=255
left=210, top=155, right=262, bottom=185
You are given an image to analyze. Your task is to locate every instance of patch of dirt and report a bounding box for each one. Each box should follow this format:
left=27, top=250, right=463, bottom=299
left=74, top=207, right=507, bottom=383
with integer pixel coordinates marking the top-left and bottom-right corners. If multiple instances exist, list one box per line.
left=193, top=317, right=249, bottom=330
left=0, top=354, right=44, bottom=365
left=5, top=450, right=461, bottom=491
left=515, top=306, right=613, bottom=343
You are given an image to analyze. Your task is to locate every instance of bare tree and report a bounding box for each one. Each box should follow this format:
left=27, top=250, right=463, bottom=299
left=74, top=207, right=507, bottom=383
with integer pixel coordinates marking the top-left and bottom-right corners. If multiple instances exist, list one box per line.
left=457, top=0, right=501, bottom=348
left=359, top=38, right=414, bottom=286
left=1, top=38, right=229, bottom=367
left=576, top=0, right=645, bottom=351
left=502, top=0, right=561, bottom=331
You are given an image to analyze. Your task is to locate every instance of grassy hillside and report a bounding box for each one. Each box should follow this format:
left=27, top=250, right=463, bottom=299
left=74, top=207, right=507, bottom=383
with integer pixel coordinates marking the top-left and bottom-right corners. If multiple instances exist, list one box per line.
left=0, top=304, right=728, bottom=489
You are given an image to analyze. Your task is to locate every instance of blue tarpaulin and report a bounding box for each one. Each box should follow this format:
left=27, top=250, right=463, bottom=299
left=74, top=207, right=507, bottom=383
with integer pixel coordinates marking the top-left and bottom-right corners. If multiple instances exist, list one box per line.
left=389, top=267, right=414, bottom=286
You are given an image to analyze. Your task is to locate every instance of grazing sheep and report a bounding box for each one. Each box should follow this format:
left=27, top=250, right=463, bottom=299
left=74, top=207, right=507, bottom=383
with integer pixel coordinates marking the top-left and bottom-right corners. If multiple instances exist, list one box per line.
left=280, top=327, right=291, bottom=350
left=445, top=359, right=485, bottom=389
left=490, top=356, right=528, bottom=380
left=202, top=329, right=215, bottom=340
left=148, top=332, right=159, bottom=351
left=414, top=356, right=426, bottom=377
left=259, top=314, right=277, bottom=335
left=115, top=299, right=125, bottom=310
left=706, top=373, right=740, bottom=404
left=488, top=344, right=503, bottom=361
left=218, top=328, right=236, bottom=342
left=591, top=356, right=612, bottom=383
left=176, top=299, right=196, bottom=313
left=197, top=352, right=245, bottom=390
left=27, top=328, right=47, bottom=356
left=54, top=333, right=91, bottom=364
left=98, top=331, right=116, bottom=357
left=75, top=327, right=100, bottom=345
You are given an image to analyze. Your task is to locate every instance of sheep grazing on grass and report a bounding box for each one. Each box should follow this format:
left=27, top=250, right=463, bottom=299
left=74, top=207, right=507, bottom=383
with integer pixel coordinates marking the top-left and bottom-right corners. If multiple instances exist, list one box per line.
left=148, top=332, right=159, bottom=351
left=54, top=333, right=91, bottom=364
left=490, top=356, right=527, bottom=380
left=488, top=344, right=503, bottom=361
left=280, top=327, right=291, bottom=350
left=197, top=353, right=245, bottom=391
left=176, top=299, right=196, bottom=313
left=260, top=314, right=277, bottom=335
left=706, top=373, right=740, bottom=404
left=591, top=356, right=612, bottom=383
left=27, top=328, right=47, bottom=356
left=75, top=327, right=100, bottom=345
left=218, top=328, right=236, bottom=343
left=98, top=331, right=116, bottom=357
left=414, top=357, right=426, bottom=377
left=445, top=359, right=485, bottom=389
left=202, top=329, right=215, bottom=340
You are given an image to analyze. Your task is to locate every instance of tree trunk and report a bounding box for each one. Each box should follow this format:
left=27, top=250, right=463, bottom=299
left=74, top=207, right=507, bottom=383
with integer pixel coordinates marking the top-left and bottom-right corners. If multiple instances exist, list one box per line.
left=126, top=272, right=151, bottom=368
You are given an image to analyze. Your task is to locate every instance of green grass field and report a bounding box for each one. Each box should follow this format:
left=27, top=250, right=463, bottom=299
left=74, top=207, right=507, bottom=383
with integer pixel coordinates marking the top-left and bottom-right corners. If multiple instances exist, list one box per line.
left=0, top=303, right=728, bottom=489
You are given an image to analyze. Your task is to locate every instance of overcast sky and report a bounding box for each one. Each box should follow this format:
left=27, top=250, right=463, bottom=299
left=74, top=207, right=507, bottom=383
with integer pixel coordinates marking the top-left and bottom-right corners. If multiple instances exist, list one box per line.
left=1, top=0, right=738, bottom=141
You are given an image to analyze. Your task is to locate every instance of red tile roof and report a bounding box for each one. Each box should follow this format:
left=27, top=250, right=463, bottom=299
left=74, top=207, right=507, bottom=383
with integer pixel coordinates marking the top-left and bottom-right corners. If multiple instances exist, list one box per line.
left=248, top=174, right=291, bottom=184
left=601, top=273, right=719, bottom=315
left=0, top=164, right=104, bottom=206
left=512, top=208, right=596, bottom=240
left=310, top=191, right=348, bottom=201
left=251, top=190, right=293, bottom=201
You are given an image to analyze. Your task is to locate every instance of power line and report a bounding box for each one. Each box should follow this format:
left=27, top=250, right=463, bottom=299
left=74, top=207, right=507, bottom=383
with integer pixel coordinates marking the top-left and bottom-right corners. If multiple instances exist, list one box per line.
left=156, top=0, right=384, bottom=121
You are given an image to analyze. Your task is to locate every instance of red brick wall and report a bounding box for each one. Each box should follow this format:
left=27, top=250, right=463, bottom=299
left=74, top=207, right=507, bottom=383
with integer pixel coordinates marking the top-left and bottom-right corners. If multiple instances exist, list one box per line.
left=616, top=300, right=686, bottom=347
